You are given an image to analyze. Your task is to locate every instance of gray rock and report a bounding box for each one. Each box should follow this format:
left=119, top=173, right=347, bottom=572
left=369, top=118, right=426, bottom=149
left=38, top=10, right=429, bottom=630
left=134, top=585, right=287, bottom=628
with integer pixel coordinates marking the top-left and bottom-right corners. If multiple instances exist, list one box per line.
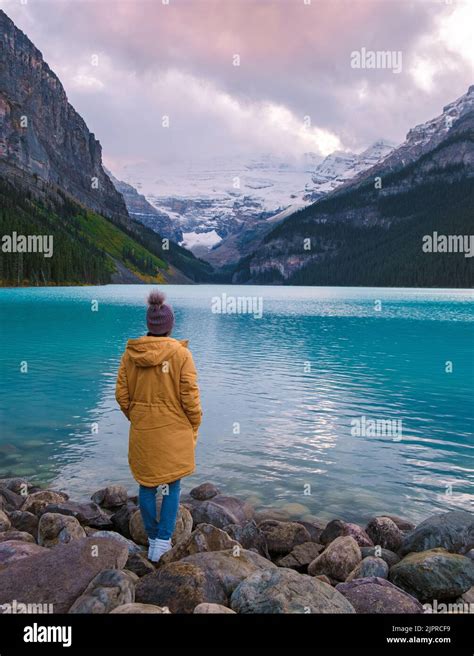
left=259, top=520, right=311, bottom=556
left=308, top=536, right=361, bottom=582
left=346, top=556, right=389, bottom=581
left=223, top=520, right=269, bottom=558
left=129, top=503, right=192, bottom=547
left=21, top=490, right=69, bottom=515
left=401, top=511, right=474, bottom=555
left=110, top=501, right=137, bottom=539
left=389, top=548, right=474, bottom=602
left=0, top=536, right=129, bottom=613
left=230, top=567, right=355, bottom=613
left=69, top=569, right=135, bottom=614
left=39, top=501, right=113, bottom=530
left=91, top=485, right=128, bottom=509
left=383, top=515, right=416, bottom=533
left=0, top=510, right=11, bottom=532
left=110, top=603, right=170, bottom=614
left=336, top=577, right=424, bottom=613
left=360, top=546, right=400, bottom=567
left=320, top=519, right=346, bottom=545
left=125, top=552, right=155, bottom=578
left=366, top=516, right=403, bottom=553
left=0, top=478, right=31, bottom=495
left=276, top=542, right=324, bottom=572
left=0, top=540, right=47, bottom=568
left=0, top=487, right=24, bottom=512
left=0, top=530, right=35, bottom=544
left=193, top=603, right=236, bottom=614
left=294, top=520, right=325, bottom=543
left=38, top=513, right=86, bottom=547
left=7, top=510, right=38, bottom=539
left=254, top=508, right=291, bottom=524
left=159, top=523, right=240, bottom=566
left=466, top=549, right=474, bottom=561
left=189, top=483, right=220, bottom=501
left=189, top=495, right=254, bottom=529
left=91, top=530, right=141, bottom=555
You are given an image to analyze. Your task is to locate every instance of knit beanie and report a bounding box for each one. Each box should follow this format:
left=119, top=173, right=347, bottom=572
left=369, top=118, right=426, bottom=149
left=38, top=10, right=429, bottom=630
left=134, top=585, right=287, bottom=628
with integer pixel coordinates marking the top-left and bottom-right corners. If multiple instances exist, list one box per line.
left=146, top=290, right=174, bottom=335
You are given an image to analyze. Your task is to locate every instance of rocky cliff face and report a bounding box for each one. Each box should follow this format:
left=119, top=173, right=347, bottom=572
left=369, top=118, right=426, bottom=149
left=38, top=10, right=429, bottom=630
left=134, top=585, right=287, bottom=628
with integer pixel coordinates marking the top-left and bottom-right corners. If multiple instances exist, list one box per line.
left=0, top=10, right=128, bottom=224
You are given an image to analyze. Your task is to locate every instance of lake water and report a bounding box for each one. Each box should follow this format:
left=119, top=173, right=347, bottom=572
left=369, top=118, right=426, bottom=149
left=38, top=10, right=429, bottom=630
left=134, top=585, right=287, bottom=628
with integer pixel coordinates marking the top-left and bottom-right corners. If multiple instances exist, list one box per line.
left=0, top=285, right=473, bottom=524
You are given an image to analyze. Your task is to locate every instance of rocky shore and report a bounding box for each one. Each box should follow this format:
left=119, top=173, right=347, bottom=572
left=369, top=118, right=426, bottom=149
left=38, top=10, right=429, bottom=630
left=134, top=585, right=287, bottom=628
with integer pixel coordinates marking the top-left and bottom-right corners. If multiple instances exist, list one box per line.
left=0, top=477, right=473, bottom=614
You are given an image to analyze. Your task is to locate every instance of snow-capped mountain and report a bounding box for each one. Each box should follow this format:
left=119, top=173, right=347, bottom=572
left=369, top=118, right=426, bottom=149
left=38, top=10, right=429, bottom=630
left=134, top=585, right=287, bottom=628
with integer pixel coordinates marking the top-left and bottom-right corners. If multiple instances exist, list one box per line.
left=111, top=143, right=395, bottom=265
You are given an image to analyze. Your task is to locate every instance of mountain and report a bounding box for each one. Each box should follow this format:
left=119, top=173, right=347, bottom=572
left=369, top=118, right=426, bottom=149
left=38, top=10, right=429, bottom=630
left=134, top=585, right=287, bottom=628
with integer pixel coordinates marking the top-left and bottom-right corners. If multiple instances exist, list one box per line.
left=118, top=145, right=393, bottom=266
left=0, top=10, right=213, bottom=285
left=232, top=87, right=474, bottom=287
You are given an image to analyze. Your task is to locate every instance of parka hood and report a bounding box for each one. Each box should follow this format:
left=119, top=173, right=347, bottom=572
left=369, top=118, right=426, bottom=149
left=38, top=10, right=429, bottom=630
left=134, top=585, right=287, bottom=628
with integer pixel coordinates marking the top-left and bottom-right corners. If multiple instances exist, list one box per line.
left=125, top=336, right=189, bottom=368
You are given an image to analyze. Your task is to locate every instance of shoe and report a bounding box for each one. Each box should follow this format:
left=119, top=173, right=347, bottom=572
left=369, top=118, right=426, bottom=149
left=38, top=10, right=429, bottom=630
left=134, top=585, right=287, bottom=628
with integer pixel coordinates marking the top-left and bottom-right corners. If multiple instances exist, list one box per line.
left=148, top=538, right=157, bottom=560
left=150, top=538, right=172, bottom=563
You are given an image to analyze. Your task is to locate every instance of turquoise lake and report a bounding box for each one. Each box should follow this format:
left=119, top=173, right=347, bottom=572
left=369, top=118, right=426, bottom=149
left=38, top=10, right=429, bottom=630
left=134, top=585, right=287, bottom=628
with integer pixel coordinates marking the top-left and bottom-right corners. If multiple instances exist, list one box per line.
left=0, top=285, right=473, bottom=524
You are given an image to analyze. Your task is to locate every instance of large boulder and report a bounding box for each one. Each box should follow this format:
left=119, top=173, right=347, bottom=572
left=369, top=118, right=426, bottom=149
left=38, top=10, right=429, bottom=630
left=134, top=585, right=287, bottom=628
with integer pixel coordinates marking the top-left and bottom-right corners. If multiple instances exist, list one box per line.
left=336, top=577, right=424, bottom=613
left=193, top=603, right=236, bottom=614
left=319, top=519, right=345, bottom=546
left=294, top=519, right=325, bottom=543
left=0, top=536, right=128, bottom=613
left=189, top=483, right=220, bottom=501
left=401, top=511, right=474, bottom=555
left=0, top=540, right=47, bottom=568
left=136, top=561, right=228, bottom=613
left=7, top=510, right=38, bottom=539
left=346, top=556, right=389, bottom=581
left=38, top=513, right=86, bottom=547
left=276, top=542, right=324, bottom=572
left=110, top=501, right=138, bottom=539
left=308, top=536, right=361, bottom=582
left=159, top=523, right=240, bottom=566
left=258, top=520, right=311, bottom=556
left=0, top=530, right=35, bottom=544
left=21, top=490, right=69, bottom=515
left=0, top=510, right=11, bottom=532
left=91, top=530, right=141, bottom=555
left=129, top=503, right=192, bottom=547
left=178, top=549, right=276, bottom=597
left=223, top=521, right=269, bottom=558
left=389, top=548, right=474, bottom=602
left=91, top=485, right=128, bottom=509
left=137, top=548, right=274, bottom=612
left=189, top=495, right=253, bottom=529
left=230, top=567, right=355, bottom=614
left=38, top=501, right=113, bottom=530
left=319, top=520, right=373, bottom=548
left=366, top=517, right=402, bottom=553
left=110, top=603, right=170, bottom=614
left=360, top=546, right=400, bottom=567
left=69, top=569, right=136, bottom=614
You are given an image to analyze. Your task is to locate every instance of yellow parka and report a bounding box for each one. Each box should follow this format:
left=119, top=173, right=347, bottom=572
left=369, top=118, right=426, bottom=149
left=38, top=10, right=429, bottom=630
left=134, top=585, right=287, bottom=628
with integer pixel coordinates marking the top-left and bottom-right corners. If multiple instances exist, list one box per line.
left=115, top=336, right=202, bottom=487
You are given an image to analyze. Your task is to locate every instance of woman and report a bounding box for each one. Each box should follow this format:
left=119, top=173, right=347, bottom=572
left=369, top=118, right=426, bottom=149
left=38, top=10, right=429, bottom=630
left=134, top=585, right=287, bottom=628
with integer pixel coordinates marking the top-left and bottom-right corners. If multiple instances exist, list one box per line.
left=115, top=290, right=202, bottom=562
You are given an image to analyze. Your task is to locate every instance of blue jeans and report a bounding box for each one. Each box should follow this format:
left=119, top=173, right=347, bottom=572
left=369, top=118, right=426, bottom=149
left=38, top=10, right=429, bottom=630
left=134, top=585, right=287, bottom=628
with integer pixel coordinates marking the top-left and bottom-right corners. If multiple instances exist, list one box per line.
left=138, top=480, right=181, bottom=541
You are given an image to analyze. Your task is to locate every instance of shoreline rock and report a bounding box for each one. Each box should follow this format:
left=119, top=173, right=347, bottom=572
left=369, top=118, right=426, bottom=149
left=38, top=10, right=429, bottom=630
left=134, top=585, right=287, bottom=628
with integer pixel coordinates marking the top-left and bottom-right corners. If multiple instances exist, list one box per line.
left=0, top=476, right=473, bottom=614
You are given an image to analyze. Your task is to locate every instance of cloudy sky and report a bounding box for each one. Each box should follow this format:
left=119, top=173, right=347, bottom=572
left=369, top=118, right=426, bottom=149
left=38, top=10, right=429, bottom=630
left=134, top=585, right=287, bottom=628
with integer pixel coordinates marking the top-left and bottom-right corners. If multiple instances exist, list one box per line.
left=5, top=0, right=473, bottom=184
